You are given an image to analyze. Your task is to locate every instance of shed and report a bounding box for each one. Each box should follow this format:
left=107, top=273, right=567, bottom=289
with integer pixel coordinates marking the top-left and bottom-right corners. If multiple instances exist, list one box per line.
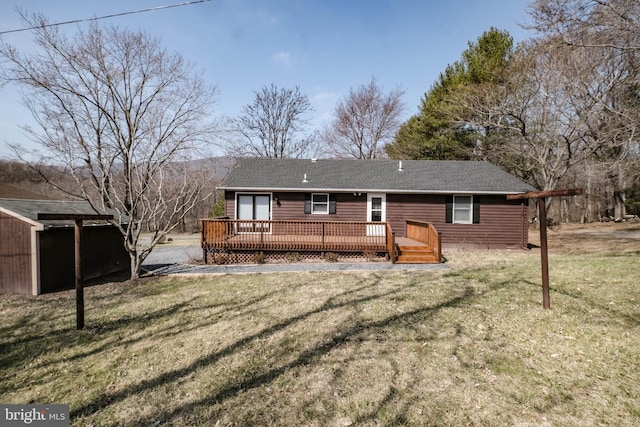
left=0, top=199, right=130, bottom=295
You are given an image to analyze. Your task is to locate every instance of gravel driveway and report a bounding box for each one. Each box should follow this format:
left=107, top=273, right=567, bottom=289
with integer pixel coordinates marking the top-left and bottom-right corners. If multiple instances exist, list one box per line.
left=143, top=244, right=202, bottom=265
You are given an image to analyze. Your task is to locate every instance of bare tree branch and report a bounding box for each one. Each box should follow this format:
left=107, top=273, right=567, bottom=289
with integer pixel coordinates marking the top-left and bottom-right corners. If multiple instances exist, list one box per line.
left=0, top=13, right=221, bottom=278
left=323, top=78, right=405, bottom=159
left=226, top=83, right=318, bottom=159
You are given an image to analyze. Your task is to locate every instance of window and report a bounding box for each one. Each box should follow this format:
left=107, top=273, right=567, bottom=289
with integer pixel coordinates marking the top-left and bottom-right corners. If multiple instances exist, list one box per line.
left=311, top=193, right=329, bottom=214
left=237, top=194, right=271, bottom=220
left=446, top=195, right=479, bottom=224
left=453, top=195, right=472, bottom=224
left=236, top=193, right=271, bottom=232
left=305, top=193, right=336, bottom=214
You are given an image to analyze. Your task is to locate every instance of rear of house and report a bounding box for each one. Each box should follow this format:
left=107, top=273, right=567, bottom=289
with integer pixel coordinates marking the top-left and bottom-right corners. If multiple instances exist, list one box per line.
left=219, top=159, right=534, bottom=251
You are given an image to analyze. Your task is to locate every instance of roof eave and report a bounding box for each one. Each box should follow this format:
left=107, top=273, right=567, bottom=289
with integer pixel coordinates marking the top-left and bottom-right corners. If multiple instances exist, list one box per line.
left=219, top=186, right=532, bottom=195
left=0, top=206, right=45, bottom=230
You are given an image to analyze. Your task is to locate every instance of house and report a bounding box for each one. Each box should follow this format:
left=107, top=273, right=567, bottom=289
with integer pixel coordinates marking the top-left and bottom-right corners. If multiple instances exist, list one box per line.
left=201, top=158, right=536, bottom=264
left=0, top=199, right=130, bottom=295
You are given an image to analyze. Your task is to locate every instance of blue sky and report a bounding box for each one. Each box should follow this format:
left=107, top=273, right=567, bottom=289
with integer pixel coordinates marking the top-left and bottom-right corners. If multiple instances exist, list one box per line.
left=0, top=0, right=534, bottom=157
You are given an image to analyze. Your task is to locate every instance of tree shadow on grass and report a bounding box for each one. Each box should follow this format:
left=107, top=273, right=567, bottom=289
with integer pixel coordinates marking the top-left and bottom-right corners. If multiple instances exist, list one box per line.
left=0, top=279, right=303, bottom=387
left=69, top=278, right=477, bottom=423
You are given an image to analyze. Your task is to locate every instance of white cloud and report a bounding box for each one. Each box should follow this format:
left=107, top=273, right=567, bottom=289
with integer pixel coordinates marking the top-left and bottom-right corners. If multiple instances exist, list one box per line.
left=272, top=51, right=292, bottom=67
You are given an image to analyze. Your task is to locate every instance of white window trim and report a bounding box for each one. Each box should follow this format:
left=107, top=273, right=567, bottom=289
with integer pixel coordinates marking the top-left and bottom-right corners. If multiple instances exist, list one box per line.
left=235, top=192, right=273, bottom=220
left=235, top=193, right=273, bottom=234
left=366, top=193, right=386, bottom=222
left=453, top=195, right=473, bottom=224
left=311, top=193, right=330, bottom=214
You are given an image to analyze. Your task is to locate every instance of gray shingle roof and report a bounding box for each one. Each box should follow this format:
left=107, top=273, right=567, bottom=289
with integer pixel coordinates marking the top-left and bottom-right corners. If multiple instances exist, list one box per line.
left=0, top=199, right=121, bottom=228
left=220, top=159, right=536, bottom=194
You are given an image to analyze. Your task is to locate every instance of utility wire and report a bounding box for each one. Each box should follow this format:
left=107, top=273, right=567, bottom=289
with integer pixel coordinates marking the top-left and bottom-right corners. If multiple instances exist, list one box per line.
left=0, top=0, right=213, bottom=35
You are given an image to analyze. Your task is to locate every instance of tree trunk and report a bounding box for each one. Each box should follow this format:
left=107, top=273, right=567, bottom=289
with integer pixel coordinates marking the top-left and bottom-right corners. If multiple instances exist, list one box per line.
left=614, top=191, right=627, bottom=220
left=130, top=251, right=141, bottom=280
left=582, top=171, right=591, bottom=223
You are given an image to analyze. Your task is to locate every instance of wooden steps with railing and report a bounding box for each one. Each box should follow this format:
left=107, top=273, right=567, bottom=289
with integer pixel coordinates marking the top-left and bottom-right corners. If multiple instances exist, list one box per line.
left=393, top=221, right=443, bottom=264
left=394, top=237, right=440, bottom=264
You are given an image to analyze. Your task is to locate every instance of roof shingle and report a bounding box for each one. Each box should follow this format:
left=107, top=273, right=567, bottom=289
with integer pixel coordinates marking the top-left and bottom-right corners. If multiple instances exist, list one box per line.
left=221, top=159, right=536, bottom=194
left=0, top=199, right=122, bottom=227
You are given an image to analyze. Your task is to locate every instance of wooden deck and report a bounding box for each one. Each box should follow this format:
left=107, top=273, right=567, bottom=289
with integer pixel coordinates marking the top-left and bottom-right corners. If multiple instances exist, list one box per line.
left=206, top=233, right=388, bottom=252
left=201, top=219, right=442, bottom=264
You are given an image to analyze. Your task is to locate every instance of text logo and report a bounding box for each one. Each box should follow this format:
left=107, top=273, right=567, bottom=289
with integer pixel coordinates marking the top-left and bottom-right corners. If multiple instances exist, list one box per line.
left=1, top=405, right=69, bottom=426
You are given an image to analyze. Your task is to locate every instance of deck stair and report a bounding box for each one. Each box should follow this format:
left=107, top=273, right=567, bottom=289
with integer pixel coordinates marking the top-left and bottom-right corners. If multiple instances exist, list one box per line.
left=394, top=237, right=440, bottom=264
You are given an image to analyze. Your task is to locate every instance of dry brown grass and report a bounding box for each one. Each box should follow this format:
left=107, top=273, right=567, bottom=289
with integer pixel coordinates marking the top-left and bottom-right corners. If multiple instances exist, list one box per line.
left=0, top=223, right=638, bottom=426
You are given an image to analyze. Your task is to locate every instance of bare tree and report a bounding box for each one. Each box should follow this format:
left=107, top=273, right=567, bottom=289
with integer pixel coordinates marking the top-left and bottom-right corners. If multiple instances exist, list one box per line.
left=530, top=0, right=640, bottom=51
left=446, top=36, right=639, bottom=219
left=529, top=0, right=640, bottom=218
left=323, top=78, right=405, bottom=159
left=227, top=83, right=318, bottom=158
left=0, top=14, right=220, bottom=278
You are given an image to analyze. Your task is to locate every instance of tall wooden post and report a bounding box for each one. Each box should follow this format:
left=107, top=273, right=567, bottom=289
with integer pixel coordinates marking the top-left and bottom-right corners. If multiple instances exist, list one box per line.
left=537, top=198, right=551, bottom=309
left=507, top=189, right=583, bottom=309
left=74, top=220, right=85, bottom=329
left=38, top=213, right=113, bottom=330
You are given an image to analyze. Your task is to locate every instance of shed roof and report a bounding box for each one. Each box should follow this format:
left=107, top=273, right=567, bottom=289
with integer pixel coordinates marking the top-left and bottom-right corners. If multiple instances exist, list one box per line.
left=220, top=159, right=536, bottom=194
left=0, top=199, right=121, bottom=228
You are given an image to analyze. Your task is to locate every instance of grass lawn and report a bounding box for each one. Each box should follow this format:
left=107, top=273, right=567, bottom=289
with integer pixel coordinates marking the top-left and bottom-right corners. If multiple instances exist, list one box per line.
left=1, top=224, right=639, bottom=426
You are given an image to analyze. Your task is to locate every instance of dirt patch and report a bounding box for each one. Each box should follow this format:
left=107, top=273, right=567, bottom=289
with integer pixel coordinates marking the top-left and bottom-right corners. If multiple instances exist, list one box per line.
left=529, top=221, right=640, bottom=255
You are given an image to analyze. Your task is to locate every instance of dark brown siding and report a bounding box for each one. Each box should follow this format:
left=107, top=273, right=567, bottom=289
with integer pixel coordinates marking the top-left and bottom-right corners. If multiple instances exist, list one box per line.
left=272, top=192, right=367, bottom=221
left=225, top=191, right=368, bottom=221
left=224, top=191, right=528, bottom=249
left=224, top=190, right=235, bottom=218
left=0, top=211, right=33, bottom=295
left=387, top=194, right=528, bottom=248
left=39, top=226, right=130, bottom=294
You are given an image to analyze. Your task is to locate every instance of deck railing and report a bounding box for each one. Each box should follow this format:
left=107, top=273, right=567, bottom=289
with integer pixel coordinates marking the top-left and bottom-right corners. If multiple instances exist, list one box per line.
left=406, top=220, right=442, bottom=262
left=202, top=219, right=391, bottom=254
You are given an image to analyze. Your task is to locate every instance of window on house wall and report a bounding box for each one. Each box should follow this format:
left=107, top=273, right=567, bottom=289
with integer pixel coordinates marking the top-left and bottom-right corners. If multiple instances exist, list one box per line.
left=446, top=195, right=480, bottom=224
left=304, top=193, right=337, bottom=214
left=237, top=194, right=271, bottom=220
left=311, top=193, right=329, bottom=214
left=454, top=195, right=473, bottom=224
left=236, top=193, right=271, bottom=232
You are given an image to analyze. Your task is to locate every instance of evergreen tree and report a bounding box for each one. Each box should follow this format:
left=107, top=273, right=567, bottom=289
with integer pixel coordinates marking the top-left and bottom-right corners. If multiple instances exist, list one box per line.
left=386, top=28, right=513, bottom=160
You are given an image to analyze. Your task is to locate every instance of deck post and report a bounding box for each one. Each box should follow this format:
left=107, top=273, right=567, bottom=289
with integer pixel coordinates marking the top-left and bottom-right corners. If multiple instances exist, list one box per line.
left=390, top=231, right=396, bottom=264
left=201, top=222, right=208, bottom=265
